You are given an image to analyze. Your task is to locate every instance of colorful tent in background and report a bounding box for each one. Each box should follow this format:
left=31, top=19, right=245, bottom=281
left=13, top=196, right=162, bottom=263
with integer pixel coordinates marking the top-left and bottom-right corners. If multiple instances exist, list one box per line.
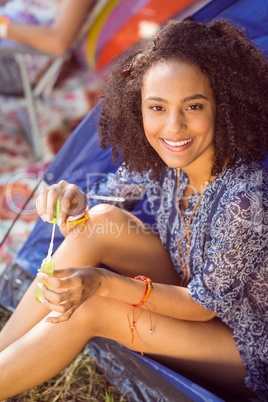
left=85, top=0, right=203, bottom=71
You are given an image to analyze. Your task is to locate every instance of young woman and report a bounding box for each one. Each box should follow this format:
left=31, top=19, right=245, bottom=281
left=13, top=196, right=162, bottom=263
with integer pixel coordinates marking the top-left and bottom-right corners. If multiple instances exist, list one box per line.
left=0, top=18, right=267, bottom=401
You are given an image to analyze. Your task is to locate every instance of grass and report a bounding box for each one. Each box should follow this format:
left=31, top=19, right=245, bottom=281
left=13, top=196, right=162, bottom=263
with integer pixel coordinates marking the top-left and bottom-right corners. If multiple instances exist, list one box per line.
left=0, top=307, right=126, bottom=402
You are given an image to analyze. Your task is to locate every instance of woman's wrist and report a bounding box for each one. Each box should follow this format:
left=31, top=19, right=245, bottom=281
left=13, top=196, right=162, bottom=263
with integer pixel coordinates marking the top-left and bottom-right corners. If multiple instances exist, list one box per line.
left=94, top=268, right=113, bottom=298
left=0, top=16, right=11, bottom=38
left=98, top=269, right=146, bottom=302
left=66, top=206, right=89, bottom=226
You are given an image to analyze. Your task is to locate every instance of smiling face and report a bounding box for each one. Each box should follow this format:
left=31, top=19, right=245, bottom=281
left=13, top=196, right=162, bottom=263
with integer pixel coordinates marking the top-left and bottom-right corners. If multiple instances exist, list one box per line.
left=141, top=60, right=216, bottom=177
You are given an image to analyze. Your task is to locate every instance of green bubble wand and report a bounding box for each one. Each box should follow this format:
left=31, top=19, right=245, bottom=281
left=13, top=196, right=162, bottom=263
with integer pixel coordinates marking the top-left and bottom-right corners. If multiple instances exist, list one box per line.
left=35, top=200, right=60, bottom=303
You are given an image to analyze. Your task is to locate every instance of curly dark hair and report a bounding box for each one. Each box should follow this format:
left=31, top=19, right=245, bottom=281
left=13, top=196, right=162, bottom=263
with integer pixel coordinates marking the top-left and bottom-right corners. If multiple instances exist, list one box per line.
left=99, top=18, right=268, bottom=178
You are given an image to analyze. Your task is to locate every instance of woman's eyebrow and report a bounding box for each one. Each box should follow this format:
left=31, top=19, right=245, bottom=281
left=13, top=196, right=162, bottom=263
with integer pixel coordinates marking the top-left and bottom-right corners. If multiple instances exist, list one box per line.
left=144, top=94, right=209, bottom=103
left=144, top=96, right=167, bottom=102
left=181, top=94, right=209, bottom=103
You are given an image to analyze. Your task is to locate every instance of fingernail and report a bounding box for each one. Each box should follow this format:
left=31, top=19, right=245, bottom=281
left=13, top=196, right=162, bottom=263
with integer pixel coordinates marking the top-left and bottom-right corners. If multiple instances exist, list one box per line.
left=38, top=282, right=44, bottom=289
left=39, top=296, right=45, bottom=303
left=37, top=273, right=44, bottom=280
left=46, top=213, right=51, bottom=221
left=57, top=217, right=63, bottom=226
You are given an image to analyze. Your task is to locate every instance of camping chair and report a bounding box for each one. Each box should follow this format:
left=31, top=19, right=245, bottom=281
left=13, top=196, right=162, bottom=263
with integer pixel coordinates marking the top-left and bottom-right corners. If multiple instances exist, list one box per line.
left=0, top=0, right=111, bottom=158
left=0, top=0, right=267, bottom=400
left=0, top=42, right=69, bottom=157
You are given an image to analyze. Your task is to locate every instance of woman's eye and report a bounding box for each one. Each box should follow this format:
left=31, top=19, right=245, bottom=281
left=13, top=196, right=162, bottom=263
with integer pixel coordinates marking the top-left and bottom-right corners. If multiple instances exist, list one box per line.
left=149, top=105, right=164, bottom=112
left=186, top=104, right=203, bottom=111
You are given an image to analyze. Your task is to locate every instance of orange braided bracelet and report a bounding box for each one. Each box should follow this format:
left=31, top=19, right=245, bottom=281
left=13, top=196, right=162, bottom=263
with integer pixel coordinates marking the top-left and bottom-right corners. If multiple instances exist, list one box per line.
left=127, top=276, right=153, bottom=355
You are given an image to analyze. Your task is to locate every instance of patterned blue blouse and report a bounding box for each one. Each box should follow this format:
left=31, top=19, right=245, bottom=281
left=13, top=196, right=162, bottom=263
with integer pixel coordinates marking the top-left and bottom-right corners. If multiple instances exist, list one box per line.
left=87, top=158, right=268, bottom=400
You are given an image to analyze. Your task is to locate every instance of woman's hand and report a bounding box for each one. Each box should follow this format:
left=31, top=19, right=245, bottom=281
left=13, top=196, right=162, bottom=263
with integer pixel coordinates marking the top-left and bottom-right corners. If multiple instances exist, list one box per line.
left=36, top=180, right=88, bottom=228
left=36, top=266, right=103, bottom=323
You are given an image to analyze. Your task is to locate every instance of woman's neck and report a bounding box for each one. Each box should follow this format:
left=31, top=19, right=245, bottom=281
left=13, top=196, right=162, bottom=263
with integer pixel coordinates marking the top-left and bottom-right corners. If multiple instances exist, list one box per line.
left=178, top=167, right=214, bottom=213
left=180, top=164, right=213, bottom=195
left=179, top=143, right=222, bottom=194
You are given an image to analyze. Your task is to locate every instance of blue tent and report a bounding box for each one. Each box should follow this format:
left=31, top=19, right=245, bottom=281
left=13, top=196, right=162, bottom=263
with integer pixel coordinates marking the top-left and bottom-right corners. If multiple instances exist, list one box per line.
left=1, top=0, right=267, bottom=400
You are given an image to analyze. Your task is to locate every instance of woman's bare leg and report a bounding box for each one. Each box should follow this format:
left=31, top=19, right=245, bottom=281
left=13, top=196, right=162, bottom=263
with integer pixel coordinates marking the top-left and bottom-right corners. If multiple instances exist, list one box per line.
left=0, top=205, right=251, bottom=400
left=0, top=293, right=250, bottom=400
left=0, top=204, right=178, bottom=350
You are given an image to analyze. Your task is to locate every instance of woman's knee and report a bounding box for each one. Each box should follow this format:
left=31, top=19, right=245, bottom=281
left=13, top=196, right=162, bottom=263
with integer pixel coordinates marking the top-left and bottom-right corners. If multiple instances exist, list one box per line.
left=88, top=204, right=144, bottom=234
left=62, top=205, right=173, bottom=280
left=66, top=205, right=126, bottom=239
left=62, top=204, right=115, bottom=249
left=52, top=205, right=140, bottom=269
left=66, top=204, right=145, bottom=249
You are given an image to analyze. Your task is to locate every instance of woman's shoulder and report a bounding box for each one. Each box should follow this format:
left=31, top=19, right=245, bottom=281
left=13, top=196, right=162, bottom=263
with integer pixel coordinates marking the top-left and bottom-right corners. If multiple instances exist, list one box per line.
left=201, top=158, right=268, bottom=220
left=217, top=158, right=268, bottom=194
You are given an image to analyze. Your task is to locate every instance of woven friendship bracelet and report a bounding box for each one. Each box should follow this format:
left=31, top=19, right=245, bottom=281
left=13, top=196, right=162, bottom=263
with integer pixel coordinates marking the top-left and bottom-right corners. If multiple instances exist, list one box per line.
left=66, top=210, right=89, bottom=227
left=127, top=276, right=153, bottom=355
left=133, top=276, right=152, bottom=306
left=67, top=206, right=88, bottom=222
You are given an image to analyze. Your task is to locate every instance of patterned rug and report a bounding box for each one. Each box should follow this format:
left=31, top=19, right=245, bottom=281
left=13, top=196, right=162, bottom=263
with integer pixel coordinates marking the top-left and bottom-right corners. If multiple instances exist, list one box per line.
left=0, top=60, right=103, bottom=275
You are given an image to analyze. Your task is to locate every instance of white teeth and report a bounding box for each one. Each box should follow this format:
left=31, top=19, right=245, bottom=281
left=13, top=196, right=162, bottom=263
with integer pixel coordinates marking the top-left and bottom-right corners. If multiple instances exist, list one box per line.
left=163, top=138, right=192, bottom=147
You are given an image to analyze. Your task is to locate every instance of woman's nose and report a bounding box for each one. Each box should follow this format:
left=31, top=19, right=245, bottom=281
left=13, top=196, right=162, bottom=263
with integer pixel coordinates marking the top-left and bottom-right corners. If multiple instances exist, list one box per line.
left=166, top=111, right=186, bottom=134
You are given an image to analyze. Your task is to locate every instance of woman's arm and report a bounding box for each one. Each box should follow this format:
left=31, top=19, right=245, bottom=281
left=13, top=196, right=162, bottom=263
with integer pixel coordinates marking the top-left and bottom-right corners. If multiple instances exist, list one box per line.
left=6, top=0, right=96, bottom=55
left=37, top=170, right=146, bottom=238
left=102, top=269, right=217, bottom=321
left=38, top=267, right=217, bottom=323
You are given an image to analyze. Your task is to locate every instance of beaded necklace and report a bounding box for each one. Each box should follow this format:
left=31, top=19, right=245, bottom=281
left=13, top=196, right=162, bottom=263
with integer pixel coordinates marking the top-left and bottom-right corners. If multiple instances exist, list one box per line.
left=175, top=169, right=210, bottom=287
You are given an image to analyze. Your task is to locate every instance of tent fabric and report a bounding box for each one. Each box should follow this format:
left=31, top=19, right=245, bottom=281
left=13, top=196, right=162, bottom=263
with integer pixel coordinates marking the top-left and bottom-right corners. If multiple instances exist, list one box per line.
left=85, top=0, right=199, bottom=70
left=191, top=0, right=268, bottom=55
left=88, top=337, right=225, bottom=401
left=1, top=0, right=267, bottom=400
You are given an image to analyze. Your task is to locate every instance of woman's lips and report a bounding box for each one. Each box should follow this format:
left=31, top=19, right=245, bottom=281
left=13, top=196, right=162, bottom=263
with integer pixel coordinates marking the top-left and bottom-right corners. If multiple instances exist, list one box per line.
left=161, top=137, right=193, bottom=151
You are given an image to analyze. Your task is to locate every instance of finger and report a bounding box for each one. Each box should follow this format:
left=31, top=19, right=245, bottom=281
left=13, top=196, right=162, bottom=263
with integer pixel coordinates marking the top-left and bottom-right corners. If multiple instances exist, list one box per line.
left=37, top=270, right=78, bottom=288
left=46, top=185, right=58, bottom=222
left=38, top=289, right=74, bottom=314
left=64, top=184, right=87, bottom=215
left=37, top=273, right=63, bottom=289
left=45, top=313, right=70, bottom=324
left=57, top=181, right=79, bottom=223
left=45, top=308, right=77, bottom=324
left=52, top=270, right=87, bottom=290
left=52, top=268, right=77, bottom=278
left=36, top=187, right=48, bottom=221
left=59, top=186, right=78, bottom=225
left=60, top=184, right=87, bottom=226
left=37, top=282, right=73, bottom=304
